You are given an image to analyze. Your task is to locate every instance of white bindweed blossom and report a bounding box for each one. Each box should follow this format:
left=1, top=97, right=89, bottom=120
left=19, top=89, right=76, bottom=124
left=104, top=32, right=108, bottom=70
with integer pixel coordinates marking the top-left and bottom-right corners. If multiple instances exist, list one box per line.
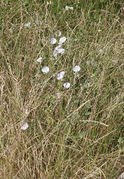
left=53, top=46, right=65, bottom=58
left=56, top=47, right=65, bottom=54
left=73, top=65, right=81, bottom=73
left=42, top=66, right=49, bottom=74
left=53, top=50, right=58, bottom=59
left=36, top=57, right=42, bottom=63
left=50, top=38, right=57, bottom=45
left=65, top=5, right=74, bottom=11
left=53, top=45, right=60, bottom=58
left=55, top=45, right=62, bottom=50
left=120, top=172, right=124, bottom=179
left=24, top=22, right=31, bottom=28
left=63, top=82, right=71, bottom=89
left=59, top=36, right=66, bottom=45
left=57, top=71, right=65, bottom=80
left=21, top=122, right=29, bottom=130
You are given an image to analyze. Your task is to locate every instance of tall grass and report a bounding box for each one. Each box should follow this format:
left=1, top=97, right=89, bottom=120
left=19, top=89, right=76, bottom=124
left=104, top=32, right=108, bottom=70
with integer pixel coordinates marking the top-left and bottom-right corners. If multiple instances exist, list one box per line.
left=0, top=1, right=124, bottom=178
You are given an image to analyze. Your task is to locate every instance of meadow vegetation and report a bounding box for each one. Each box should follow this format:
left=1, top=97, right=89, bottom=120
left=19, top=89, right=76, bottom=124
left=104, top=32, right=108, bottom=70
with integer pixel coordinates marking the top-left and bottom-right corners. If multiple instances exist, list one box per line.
left=0, top=0, right=124, bottom=178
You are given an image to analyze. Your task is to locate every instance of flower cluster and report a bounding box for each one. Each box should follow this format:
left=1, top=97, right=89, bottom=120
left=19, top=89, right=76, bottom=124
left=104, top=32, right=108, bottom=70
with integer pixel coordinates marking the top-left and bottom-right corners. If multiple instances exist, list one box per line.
left=35, top=32, right=81, bottom=90
left=21, top=30, right=80, bottom=131
left=51, top=35, right=67, bottom=59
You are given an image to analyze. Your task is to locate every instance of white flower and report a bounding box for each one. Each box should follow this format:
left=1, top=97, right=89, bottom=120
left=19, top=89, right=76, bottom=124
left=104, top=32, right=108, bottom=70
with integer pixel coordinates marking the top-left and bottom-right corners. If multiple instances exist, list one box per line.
left=53, top=46, right=60, bottom=58
left=36, top=57, right=42, bottom=63
left=21, top=122, right=29, bottom=130
left=54, top=45, right=62, bottom=50
left=55, top=30, right=61, bottom=37
left=63, top=82, right=71, bottom=89
left=53, top=46, right=65, bottom=58
left=42, top=66, right=49, bottom=74
left=24, top=22, right=31, bottom=28
left=57, top=71, right=65, bottom=80
left=59, top=36, right=66, bottom=45
left=53, top=50, right=58, bottom=59
left=50, top=38, right=57, bottom=45
left=65, top=5, right=74, bottom=11
left=56, top=92, right=61, bottom=99
left=73, top=65, right=81, bottom=72
left=57, top=47, right=65, bottom=54
left=55, top=45, right=65, bottom=54
left=120, top=172, right=124, bottom=179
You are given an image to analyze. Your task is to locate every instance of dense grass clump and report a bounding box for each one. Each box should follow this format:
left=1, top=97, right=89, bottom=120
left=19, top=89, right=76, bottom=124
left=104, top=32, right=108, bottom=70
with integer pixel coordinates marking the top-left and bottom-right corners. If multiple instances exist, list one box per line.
left=0, top=1, right=124, bottom=178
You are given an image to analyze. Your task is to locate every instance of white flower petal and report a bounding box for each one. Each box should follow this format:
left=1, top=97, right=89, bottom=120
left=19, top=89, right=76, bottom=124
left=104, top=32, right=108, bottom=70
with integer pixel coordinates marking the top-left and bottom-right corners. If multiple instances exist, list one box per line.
left=24, top=22, right=31, bottom=28
left=50, top=38, right=57, bottom=45
left=57, top=47, right=65, bottom=54
left=120, top=172, right=124, bottom=179
left=65, top=6, right=74, bottom=11
left=21, top=122, right=29, bottom=130
left=73, top=65, right=81, bottom=72
left=63, top=82, right=70, bottom=89
left=55, top=45, right=62, bottom=51
left=36, top=57, right=42, bottom=63
left=59, top=36, right=66, bottom=45
left=65, top=6, right=69, bottom=11
left=57, top=71, right=65, bottom=80
left=53, top=46, right=65, bottom=57
left=42, top=66, right=49, bottom=74
left=53, top=50, right=58, bottom=59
